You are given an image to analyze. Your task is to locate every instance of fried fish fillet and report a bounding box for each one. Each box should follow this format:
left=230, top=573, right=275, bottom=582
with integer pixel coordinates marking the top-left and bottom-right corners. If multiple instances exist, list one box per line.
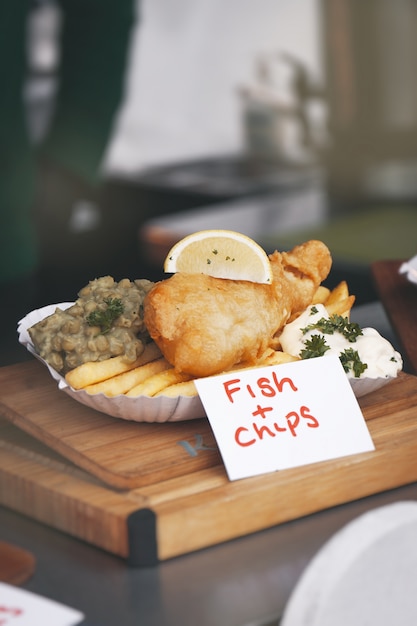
left=144, top=240, right=332, bottom=377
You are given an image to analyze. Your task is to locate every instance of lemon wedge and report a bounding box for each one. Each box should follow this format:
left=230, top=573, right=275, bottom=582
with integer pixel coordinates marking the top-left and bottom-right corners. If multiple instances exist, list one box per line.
left=163, top=229, right=273, bottom=283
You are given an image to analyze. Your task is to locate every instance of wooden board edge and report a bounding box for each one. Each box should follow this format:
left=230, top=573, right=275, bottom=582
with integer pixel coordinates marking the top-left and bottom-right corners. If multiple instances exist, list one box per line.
left=2, top=421, right=417, bottom=565
left=153, top=442, right=417, bottom=560
left=0, top=446, right=141, bottom=560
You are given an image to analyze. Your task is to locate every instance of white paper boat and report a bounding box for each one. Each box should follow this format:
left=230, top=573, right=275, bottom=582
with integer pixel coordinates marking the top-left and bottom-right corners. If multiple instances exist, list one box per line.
left=18, top=303, right=397, bottom=422
left=18, top=303, right=205, bottom=423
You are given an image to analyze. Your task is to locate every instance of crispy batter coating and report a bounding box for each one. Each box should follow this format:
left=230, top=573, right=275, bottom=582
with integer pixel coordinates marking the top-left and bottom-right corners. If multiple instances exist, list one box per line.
left=144, top=240, right=332, bottom=377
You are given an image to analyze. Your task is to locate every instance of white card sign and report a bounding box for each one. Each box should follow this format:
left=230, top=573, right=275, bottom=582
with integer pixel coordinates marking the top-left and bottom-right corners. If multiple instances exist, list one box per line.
left=0, top=582, right=84, bottom=626
left=195, top=355, right=375, bottom=481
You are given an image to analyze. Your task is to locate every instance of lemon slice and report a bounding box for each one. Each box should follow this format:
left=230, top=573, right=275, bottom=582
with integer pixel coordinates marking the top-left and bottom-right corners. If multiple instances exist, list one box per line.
left=163, top=229, right=273, bottom=283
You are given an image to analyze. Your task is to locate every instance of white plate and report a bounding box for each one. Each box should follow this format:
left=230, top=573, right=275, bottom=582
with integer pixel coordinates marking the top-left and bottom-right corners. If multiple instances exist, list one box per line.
left=18, top=304, right=205, bottom=423
left=399, top=254, right=417, bottom=286
left=348, top=374, right=394, bottom=398
left=281, top=501, right=417, bottom=626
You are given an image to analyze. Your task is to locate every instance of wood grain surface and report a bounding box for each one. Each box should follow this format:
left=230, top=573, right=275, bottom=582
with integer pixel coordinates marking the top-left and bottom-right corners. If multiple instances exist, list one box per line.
left=372, top=259, right=417, bottom=375
left=1, top=361, right=417, bottom=564
left=0, top=360, right=221, bottom=489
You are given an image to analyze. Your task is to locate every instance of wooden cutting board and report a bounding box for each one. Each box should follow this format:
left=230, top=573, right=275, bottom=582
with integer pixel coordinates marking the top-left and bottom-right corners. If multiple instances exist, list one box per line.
left=1, top=361, right=417, bottom=566
left=372, top=259, right=417, bottom=375
left=0, top=360, right=221, bottom=490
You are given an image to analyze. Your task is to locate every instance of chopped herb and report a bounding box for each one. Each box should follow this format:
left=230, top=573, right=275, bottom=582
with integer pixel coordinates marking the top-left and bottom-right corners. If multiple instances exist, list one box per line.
left=310, top=306, right=318, bottom=315
left=207, top=259, right=212, bottom=264
left=302, top=314, right=363, bottom=343
left=339, top=348, right=368, bottom=377
left=300, top=334, right=330, bottom=359
left=86, top=297, right=124, bottom=333
left=212, top=249, right=218, bottom=255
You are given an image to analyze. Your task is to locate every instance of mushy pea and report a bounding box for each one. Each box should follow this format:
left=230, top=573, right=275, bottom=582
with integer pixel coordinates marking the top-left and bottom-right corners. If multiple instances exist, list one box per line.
left=29, top=276, right=154, bottom=374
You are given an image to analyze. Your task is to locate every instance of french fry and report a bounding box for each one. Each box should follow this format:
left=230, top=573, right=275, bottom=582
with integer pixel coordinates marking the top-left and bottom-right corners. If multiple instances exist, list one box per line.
left=84, top=357, right=170, bottom=397
left=269, top=336, right=283, bottom=351
left=65, top=341, right=162, bottom=389
left=312, top=285, right=331, bottom=304
left=66, top=356, right=136, bottom=390
left=325, top=294, right=355, bottom=317
left=324, top=281, right=349, bottom=306
left=126, top=368, right=192, bottom=397
left=157, top=350, right=299, bottom=398
left=156, top=379, right=198, bottom=397
left=261, top=350, right=300, bottom=366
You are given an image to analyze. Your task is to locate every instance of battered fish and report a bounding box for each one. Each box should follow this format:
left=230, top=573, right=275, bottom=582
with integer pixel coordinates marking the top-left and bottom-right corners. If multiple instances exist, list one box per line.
left=144, top=240, right=332, bottom=377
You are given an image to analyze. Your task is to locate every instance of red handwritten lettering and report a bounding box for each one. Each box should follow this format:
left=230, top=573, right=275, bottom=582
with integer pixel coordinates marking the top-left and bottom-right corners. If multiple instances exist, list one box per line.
left=301, top=405, right=319, bottom=428
left=257, top=377, right=276, bottom=397
left=0, top=607, right=23, bottom=615
left=235, top=427, right=256, bottom=447
left=253, top=422, right=276, bottom=440
left=0, top=605, right=24, bottom=624
left=234, top=405, right=319, bottom=447
left=286, top=411, right=300, bottom=436
left=223, top=371, right=298, bottom=405
left=223, top=378, right=242, bottom=403
left=246, top=383, right=256, bottom=398
left=252, top=404, right=274, bottom=419
left=272, top=371, right=298, bottom=393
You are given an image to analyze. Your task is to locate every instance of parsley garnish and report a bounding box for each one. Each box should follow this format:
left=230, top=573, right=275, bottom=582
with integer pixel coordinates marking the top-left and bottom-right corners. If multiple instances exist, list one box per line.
left=86, top=297, right=124, bottom=333
left=299, top=336, right=368, bottom=377
left=298, top=313, right=368, bottom=376
left=339, top=348, right=368, bottom=378
left=302, top=314, right=363, bottom=342
left=300, top=334, right=330, bottom=359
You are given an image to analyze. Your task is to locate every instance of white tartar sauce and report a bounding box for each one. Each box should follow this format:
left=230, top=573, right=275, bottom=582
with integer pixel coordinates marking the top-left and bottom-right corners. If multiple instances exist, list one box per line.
left=279, top=304, right=403, bottom=380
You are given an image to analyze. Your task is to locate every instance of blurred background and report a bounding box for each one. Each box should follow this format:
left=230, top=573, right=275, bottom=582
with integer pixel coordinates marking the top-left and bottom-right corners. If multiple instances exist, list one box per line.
left=2, top=0, right=417, bottom=361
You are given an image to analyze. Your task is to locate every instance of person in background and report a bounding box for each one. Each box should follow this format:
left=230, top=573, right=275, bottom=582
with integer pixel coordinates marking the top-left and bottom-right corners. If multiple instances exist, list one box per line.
left=0, top=0, right=136, bottom=364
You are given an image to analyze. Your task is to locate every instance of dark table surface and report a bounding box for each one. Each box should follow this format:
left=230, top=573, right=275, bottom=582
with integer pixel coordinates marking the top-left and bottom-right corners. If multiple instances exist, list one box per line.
left=2, top=481, right=417, bottom=626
